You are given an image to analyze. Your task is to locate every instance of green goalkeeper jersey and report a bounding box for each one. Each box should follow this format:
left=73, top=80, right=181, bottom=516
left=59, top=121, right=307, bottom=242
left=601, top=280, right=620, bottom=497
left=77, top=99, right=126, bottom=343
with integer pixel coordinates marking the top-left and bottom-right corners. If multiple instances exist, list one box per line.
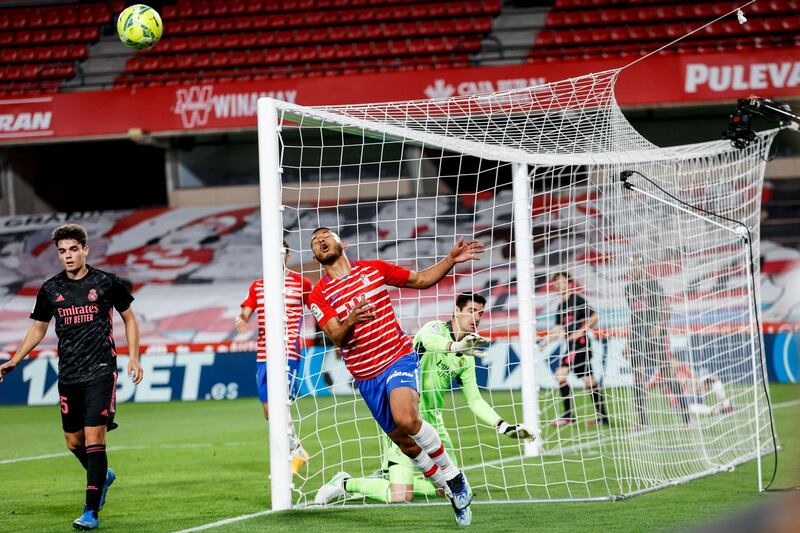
left=413, top=320, right=501, bottom=431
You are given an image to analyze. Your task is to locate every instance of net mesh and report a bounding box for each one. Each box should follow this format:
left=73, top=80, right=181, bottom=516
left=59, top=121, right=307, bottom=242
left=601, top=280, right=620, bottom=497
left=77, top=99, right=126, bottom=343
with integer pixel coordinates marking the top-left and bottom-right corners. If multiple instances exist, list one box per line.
left=267, top=68, right=777, bottom=506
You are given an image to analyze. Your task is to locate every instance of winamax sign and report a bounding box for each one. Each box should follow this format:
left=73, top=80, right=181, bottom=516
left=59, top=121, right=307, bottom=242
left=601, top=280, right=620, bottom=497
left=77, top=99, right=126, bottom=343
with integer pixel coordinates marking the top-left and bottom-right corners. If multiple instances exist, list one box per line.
left=0, top=48, right=796, bottom=143
left=173, top=85, right=298, bottom=128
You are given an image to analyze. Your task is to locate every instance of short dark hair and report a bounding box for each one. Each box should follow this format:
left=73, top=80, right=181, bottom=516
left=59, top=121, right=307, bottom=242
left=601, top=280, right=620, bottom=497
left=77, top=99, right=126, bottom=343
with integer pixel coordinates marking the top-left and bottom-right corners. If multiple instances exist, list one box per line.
left=311, top=227, right=341, bottom=242
left=52, top=224, right=88, bottom=247
left=552, top=271, right=570, bottom=282
left=455, top=292, right=486, bottom=310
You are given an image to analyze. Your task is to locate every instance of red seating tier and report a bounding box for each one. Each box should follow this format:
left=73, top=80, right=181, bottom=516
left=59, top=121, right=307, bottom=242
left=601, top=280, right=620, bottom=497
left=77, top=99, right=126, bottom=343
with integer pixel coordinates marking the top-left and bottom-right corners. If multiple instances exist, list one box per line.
left=531, top=0, right=799, bottom=63
left=0, top=1, right=114, bottom=96
left=117, top=1, right=497, bottom=87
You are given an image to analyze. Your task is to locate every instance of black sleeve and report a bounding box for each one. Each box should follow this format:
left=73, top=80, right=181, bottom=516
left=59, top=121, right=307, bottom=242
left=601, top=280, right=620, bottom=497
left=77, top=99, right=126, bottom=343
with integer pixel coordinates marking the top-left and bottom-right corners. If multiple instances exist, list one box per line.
left=574, top=294, right=595, bottom=320
left=30, top=287, right=53, bottom=322
left=110, top=276, right=135, bottom=313
left=554, top=303, right=563, bottom=325
left=571, top=294, right=586, bottom=311
left=652, top=281, right=670, bottom=322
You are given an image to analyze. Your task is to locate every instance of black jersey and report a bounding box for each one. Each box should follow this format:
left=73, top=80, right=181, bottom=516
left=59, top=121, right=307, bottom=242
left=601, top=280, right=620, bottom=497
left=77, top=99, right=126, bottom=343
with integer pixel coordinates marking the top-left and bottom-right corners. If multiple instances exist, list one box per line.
left=555, top=294, right=594, bottom=346
left=30, top=265, right=134, bottom=385
left=624, top=278, right=669, bottom=330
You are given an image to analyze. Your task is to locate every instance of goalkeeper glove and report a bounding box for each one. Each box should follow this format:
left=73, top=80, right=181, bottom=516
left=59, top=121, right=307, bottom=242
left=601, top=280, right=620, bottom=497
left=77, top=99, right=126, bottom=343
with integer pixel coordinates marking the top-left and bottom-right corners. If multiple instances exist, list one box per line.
left=450, top=333, right=490, bottom=355
left=496, top=420, right=534, bottom=441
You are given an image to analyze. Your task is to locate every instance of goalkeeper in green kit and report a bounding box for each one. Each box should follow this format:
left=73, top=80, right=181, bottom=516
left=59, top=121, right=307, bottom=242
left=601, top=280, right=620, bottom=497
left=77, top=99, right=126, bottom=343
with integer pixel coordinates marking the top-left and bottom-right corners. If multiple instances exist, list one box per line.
left=315, top=292, right=534, bottom=505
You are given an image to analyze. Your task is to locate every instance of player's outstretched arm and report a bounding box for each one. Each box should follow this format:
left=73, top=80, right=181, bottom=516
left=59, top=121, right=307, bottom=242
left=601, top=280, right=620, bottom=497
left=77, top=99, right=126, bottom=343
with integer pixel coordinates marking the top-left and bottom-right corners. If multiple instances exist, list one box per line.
left=460, top=356, right=504, bottom=428
left=235, top=306, right=253, bottom=333
left=450, top=333, right=490, bottom=355
left=405, top=237, right=484, bottom=289
left=321, top=295, right=375, bottom=347
left=413, top=322, right=451, bottom=353
left=538, top=325, right=564, bottom=348
left=120, top=307, right=143, bottom=385
left=0, top=320, right=49, bottom=383
left=567, top=311, right=598, bottom=342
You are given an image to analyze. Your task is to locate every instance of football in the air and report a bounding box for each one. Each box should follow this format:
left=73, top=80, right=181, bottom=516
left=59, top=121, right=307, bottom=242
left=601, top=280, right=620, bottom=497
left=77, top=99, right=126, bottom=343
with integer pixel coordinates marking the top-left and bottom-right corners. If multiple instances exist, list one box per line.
left=117, top=4, right=163, bottom=50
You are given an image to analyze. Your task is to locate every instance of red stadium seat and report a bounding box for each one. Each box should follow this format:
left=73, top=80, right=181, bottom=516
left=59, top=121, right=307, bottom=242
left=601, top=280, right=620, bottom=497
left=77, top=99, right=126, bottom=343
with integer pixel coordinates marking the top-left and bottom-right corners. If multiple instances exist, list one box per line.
left=428, top=3, right=446, bottom=17
left=446, top=3, right=466, bottom=16
left=23, top=64, right=42, bottom=79
left=193, top=54, right=211, bottom=68
left=59, top=7, right=77, bottom=26
left=81, top=27, right=99, bottom=41
left=217, top=18, right=234, bottom=32
left=372, top=40, right=390, bottom=56
left=352, top=42, right=371, bottom=58
left=239, top=32, right=259, bottom=47
left=317, top=45, right=335, bottom=60
left=264, top=48, right=282, bottom=63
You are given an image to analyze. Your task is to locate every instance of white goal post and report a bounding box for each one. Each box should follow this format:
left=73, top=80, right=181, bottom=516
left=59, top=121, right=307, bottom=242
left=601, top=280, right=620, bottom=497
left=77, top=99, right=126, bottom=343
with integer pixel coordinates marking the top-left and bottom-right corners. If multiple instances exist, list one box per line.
left=256, top=69, right=777, bottom=510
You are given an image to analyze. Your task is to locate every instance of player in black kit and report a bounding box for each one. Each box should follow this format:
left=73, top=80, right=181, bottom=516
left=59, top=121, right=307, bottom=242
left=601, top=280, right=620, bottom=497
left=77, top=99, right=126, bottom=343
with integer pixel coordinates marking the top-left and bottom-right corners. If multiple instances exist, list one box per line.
left=624, top=255, right=689, bottom=428
left=0, top=224, right=143, bottom=531
left=540, top=272, right=608, bottom=427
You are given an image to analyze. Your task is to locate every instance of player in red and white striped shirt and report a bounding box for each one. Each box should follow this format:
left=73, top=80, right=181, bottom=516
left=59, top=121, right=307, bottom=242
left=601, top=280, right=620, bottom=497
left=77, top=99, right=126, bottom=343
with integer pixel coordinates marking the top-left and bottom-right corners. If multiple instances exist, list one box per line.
left=308, top=227, right=483, bottom=525
left=236, top=242, right=312, bottom=474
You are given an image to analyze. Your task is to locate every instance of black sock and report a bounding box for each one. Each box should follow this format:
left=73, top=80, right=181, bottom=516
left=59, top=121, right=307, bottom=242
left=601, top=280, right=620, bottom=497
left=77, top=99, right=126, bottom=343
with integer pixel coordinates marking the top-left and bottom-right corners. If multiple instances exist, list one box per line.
left=559, top=383, right=573, bottom=419
left=591, top=387, right=608, bottom=420
left=676, top=394, right=691, bottom=423
left=70, top=446, right=89, bottom=470
left=634, top=386, right=647, bottom=426
left=666, top=382, right=691, bottom=423
left=85, top=444, right=107, bottom=515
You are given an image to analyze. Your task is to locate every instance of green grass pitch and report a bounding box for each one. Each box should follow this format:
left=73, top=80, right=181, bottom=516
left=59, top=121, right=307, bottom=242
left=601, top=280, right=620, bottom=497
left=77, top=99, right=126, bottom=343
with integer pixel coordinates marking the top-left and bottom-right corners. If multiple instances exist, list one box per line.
left=1, top=384, right=797, bottom=532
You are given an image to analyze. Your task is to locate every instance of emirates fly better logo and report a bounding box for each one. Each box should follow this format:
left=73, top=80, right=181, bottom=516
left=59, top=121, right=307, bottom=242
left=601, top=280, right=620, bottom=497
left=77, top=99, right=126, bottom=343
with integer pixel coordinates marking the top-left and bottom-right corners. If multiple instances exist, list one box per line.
left=173, top=85, right=298, bottom=129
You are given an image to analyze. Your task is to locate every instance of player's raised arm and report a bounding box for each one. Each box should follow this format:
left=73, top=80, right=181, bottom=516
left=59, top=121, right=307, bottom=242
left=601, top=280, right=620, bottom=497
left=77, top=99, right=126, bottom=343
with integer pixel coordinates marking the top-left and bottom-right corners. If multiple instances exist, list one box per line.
left=405, top=238, right=484, bottom=290
left=0, top=320, right=49, bottom=383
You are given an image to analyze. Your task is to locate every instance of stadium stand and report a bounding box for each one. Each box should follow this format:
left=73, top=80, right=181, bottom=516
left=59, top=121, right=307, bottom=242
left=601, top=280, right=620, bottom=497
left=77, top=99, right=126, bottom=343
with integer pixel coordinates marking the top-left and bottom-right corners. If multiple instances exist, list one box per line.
left=0, top=1, right=123, bottom=96
left=115, top=0, right=501, bottom=87
left=1, top=1, right=796, bottom=92
left=531, top=0, right=800, bottom=62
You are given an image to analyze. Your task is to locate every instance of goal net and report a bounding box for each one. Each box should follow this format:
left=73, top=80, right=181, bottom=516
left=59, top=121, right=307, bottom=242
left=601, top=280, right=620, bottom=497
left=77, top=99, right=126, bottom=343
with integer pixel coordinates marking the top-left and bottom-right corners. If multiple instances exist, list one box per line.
left=257, top=68, right=777, bottom=508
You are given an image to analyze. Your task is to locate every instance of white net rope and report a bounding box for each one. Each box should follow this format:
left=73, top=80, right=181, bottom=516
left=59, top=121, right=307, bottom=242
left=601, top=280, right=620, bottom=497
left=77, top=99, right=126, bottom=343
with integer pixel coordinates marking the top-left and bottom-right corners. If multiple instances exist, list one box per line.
left=269, top=68, right=777, bottom=506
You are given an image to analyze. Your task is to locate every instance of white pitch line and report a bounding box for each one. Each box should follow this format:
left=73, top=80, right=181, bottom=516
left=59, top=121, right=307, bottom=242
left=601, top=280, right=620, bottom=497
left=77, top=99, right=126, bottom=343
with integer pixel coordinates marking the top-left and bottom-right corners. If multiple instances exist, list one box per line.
left=172, top=509, right=278, bottom=533
left=0, top=442, right=258, bottom=465
left=0, top=445, right=145, bottom=465
left=773, top=398, right=800, bottom=410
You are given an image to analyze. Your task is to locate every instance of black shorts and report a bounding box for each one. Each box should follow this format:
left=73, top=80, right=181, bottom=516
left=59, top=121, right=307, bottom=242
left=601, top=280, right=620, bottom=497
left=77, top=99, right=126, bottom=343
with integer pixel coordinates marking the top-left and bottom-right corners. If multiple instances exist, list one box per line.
left=58, top=372, right=118, bottom=434
left=560, top=344, right=592, bottom=379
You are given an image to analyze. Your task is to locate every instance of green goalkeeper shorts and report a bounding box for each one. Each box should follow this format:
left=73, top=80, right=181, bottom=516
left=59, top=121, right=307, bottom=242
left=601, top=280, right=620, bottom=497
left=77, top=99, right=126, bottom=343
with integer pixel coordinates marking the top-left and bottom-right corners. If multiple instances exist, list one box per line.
left=381, top=436, right=416, bottom=486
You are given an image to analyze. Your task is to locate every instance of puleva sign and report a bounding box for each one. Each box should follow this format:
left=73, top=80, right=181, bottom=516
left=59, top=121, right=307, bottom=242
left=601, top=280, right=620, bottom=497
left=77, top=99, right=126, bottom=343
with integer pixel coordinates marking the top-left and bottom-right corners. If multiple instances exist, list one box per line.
left=685, top=61, right=800, bottom=93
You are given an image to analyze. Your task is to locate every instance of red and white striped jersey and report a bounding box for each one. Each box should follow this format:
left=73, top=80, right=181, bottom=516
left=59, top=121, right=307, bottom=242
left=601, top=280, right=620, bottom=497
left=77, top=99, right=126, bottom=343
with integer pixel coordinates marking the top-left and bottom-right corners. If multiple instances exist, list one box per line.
left=241, top=271, right=311, bottom=362
left=308, top=260, right=413, bottom=381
